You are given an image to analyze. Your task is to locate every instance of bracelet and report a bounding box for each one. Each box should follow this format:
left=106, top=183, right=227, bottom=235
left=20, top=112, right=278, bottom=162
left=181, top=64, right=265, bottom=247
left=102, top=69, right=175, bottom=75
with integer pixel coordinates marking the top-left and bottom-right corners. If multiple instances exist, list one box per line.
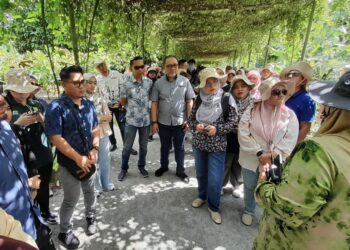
left=151, top=121, right=158, bottom=125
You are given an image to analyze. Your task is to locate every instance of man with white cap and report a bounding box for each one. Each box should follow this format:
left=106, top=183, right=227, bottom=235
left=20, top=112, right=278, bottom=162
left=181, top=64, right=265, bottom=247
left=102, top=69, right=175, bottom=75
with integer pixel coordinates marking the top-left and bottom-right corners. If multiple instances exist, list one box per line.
left=94, top=59, right=137, bottom=155
left=281, top=61, right=316, bottom=142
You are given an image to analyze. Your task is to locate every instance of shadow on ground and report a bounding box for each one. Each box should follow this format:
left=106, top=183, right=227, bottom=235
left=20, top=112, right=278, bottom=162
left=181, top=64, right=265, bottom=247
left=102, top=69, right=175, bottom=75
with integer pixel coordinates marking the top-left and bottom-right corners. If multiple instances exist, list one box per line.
left=50, top=134, right=260, bottom=250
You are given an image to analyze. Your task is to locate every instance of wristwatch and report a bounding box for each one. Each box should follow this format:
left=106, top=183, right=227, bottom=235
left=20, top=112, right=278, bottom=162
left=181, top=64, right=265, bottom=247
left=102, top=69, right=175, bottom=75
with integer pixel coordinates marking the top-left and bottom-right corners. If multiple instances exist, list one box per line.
left=92, top=146, right=100, bottom=152
left=256, top=150, right=264, bottom=157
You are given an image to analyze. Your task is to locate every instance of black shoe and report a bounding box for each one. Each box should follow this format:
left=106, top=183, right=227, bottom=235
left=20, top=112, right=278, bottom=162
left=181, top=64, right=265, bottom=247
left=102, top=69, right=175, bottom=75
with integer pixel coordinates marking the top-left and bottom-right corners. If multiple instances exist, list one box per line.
left=58, top=231, right=80, bottom=250
left=110, top=144, right=117, bottom=152
left=139, top=168, right=149, bottom=178
left=86, top=216, right=97, bottom=236
left=118, top=170, right=127, bottom=181
left=155, top=167, right=169, bottom=177
left=131, top=149, right=138, bottom=155
left=42, top=211, right=58, bottom=225
left=176, top=172, right=190, bottom=183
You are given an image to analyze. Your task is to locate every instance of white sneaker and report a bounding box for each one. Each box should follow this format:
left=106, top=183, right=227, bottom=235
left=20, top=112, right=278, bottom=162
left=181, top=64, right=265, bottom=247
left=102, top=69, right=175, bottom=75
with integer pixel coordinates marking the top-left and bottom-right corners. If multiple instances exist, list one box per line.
left=232, top=184, right=244, bottom=198
left=220, top=188, right=224, bottom=196
left=241, top=213, right=253, bottom=226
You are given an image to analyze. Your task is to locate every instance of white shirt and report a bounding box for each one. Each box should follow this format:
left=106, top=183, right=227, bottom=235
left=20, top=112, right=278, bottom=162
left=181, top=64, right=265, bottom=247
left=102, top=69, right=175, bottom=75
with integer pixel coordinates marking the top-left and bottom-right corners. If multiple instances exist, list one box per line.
left=96, top=70, right=124, bottom=106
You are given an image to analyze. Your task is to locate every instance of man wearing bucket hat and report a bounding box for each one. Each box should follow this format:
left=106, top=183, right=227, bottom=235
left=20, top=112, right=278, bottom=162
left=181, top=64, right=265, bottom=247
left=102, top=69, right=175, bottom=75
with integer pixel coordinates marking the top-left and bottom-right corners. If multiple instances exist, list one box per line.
left=4, top=69, right=57, bottom=226
left=281, top=61, right=316, bottom=142
left=94, top=59, right=137, bottom=155
left=252, top=72, right=350, bottom=250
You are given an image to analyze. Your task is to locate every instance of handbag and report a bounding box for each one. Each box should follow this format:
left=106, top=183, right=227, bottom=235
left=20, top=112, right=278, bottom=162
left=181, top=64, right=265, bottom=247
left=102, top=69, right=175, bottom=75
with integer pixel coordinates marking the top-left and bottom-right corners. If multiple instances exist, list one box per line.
left=58, top=101, right=96, bottom=181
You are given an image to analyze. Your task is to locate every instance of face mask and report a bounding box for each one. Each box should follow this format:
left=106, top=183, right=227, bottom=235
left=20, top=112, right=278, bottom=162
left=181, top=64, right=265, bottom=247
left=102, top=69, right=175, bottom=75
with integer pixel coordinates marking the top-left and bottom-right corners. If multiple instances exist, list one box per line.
left=188, top=65, right=194, bottom=71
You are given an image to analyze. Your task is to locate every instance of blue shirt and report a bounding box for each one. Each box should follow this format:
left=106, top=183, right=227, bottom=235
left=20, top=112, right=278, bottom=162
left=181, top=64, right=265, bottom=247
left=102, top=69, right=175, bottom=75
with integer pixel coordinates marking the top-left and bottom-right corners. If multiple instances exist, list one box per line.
left=120, top=75, right=153, bottom=127
left=45, top=93, right=98, bottom=165
left=0, top=120, right=42, bottom=239
left=286, top=90, right=316, bottom=124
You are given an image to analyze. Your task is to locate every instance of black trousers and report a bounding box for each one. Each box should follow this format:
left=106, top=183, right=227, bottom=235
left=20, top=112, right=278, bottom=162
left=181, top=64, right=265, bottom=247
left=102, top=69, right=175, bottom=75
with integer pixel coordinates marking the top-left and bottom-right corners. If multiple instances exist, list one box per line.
left=109, top=107, right=126, bottom=146
left=34, top=162, right=53, bottom=215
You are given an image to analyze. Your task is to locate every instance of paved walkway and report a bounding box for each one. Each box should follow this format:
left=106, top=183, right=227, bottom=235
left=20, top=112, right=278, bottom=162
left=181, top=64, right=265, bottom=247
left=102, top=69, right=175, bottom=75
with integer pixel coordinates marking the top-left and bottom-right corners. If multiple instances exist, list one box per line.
left=50, top=133, right=260, bottom=250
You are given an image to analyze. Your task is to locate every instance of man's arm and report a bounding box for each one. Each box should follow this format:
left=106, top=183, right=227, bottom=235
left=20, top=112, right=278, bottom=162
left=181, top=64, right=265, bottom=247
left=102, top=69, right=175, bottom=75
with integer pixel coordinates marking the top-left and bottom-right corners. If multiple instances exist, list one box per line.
left=151, top=101, right=159, bottom=134
left=186, top=99, right=193, bottom=120
left=297, top=122, right=311, bottom=142
left=88, top=126, right=100, bottom=165
left=50, top=135, right=91, bottom=173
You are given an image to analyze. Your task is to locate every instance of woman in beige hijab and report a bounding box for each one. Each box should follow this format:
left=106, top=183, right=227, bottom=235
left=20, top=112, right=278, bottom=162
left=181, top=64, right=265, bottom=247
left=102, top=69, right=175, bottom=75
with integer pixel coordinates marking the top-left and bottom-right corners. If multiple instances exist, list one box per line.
left=253, top=71, right=350, bottom=249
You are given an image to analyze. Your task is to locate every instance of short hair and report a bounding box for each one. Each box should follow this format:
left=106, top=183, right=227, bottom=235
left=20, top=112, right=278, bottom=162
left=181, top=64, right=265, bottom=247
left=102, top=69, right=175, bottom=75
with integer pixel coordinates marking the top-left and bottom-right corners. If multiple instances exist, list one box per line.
left=188, top=59, right=196, bottom=64
left=163, top=55, right=178, bottom=65
left=60, top=65, right=83, bottom=82
left=179, top=59, right=187, bottom=66
left=130, top=56, right=143, bottom=67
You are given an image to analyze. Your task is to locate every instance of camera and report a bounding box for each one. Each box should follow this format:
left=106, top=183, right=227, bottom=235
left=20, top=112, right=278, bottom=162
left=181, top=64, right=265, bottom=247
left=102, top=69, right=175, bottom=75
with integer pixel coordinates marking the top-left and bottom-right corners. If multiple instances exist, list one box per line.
left=266, top=154, right=283, bottom=184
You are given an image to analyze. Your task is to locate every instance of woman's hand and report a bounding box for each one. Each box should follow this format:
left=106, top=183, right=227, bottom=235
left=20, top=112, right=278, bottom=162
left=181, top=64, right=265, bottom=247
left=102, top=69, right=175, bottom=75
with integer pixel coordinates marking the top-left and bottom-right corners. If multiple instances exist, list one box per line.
left=206, top=125, right=217, bottom=136
left=196, top=123, right=205, bottom=132
left=258, top=152, right=272, bottom=166
left=100, top=114, right=112, bottom=123
left=28, top=175, right=41, bottom=189
left=14, top=113, right=37, bottom=127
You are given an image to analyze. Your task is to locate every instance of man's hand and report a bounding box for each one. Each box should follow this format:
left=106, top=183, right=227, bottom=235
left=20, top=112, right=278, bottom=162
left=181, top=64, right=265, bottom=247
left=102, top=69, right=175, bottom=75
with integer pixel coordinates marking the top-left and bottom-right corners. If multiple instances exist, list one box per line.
left=182, top=122, right=189, bottom=132
left=196, top=124, right=205, bottom=133
left=258, top=153, right=272, bottom=166
left=152, top=123, right=159, bottom=134
left=14, top=113, right=37, bottom=127
left=89, top=149, right=98, bottom=165
left=28, top=175, right=41, bottom=189
left=75, top=155, right=92, bottom=174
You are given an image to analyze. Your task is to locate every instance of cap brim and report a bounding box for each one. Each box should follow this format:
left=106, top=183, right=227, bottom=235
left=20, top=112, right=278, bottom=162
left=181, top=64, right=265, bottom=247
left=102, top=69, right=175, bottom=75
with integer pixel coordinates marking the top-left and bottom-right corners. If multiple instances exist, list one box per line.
left=4, top=84, right=38, bottom=94
left=308, top=80, right=350, bottom=111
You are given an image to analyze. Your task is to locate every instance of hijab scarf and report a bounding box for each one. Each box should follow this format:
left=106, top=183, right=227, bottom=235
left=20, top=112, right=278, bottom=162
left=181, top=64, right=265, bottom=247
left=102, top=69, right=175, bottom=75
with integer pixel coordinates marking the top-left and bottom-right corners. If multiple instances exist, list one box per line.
left=247, top=70, right=262, bottom=100
left=196, top=88, right=223, bottom=125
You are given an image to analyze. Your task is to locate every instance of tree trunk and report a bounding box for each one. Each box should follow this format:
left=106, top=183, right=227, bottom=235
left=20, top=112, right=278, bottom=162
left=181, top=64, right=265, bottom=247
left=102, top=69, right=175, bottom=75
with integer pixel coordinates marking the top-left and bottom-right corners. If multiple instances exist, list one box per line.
left=85, top=0, right=100, bottom=71
left=40, top=0, right=60, bottom=96
left=140, top=11, right=145, bottom=58
left=301, top=0, right=316, bottom=61
left=264, top=28, right=273, bottom=66
left=66, top=0, right=80, bottom=65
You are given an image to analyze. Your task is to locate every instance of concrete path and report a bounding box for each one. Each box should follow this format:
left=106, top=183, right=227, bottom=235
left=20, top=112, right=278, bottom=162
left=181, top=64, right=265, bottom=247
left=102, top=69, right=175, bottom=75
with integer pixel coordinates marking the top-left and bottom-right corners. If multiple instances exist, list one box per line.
left=50, top=133, right=260, bottom=250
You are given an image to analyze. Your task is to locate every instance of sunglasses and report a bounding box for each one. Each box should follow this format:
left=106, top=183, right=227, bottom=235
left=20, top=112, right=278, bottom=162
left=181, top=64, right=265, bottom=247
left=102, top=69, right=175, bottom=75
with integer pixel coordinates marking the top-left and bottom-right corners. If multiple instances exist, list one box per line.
left=166, top=64, right=178, bottom=69
left=67, top=80, right=86, bottom=88
left=285, top=71, right=302, bottom=79
left=271, top=88, right=288, bottom=96
left=134, top=65, right=145, bottom=70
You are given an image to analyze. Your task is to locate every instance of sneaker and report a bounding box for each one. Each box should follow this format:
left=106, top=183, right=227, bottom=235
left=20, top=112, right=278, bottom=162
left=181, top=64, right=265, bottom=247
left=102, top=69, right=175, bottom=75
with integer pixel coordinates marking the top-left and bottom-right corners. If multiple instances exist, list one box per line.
left=155, top=167, right=169, bottom=177
left=176, top=172, right=189, bottom=183
left=131, top=149, right=138, bottom=155
left=58, top=231, right=80, bottom=250
left=208, top=208, right=222, bottom=224
left=232, top=184, right=244, bottom=198
left=221, top=188, right=224, bottom=196
left=110, top=144, right=117, bottom=152
left=191, top=198, right=206, bottom=208
left=139, top=168, right=149, bottom=178
left=86, top=216, right=97, bottom=235
left=242, top=213, right=253, bottom=226
left=118, top=170, right=127, bottom=181
left=42, top=211, right=58, bottom=225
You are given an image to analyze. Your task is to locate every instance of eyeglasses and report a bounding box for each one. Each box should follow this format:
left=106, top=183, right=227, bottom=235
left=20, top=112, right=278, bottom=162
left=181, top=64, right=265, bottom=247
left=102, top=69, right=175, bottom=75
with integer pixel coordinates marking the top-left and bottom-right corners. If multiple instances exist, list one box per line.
left=271, top=88, right=288, bottom=96
left=166, top=64, right=178, bottom=69
left=134, top=65, right=145, bottom=70
left=67, top=80, right=86, bottom=88
left=285, top=71, right=302, bottom=79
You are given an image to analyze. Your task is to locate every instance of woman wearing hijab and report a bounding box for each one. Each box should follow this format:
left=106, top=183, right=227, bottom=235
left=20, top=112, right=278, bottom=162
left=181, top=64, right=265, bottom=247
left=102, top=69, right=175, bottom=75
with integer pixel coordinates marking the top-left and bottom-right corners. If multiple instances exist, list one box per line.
left=84, top=73, right=115, bottom=194
left=223, top=74, right=254, bottom=197
left=189, top=68, right=238, bottom=224
left=238, top=77, right=299, bottom=226
left=247, top=70, right=262, bottom=100
left=253, top=71, right=350, bottom=250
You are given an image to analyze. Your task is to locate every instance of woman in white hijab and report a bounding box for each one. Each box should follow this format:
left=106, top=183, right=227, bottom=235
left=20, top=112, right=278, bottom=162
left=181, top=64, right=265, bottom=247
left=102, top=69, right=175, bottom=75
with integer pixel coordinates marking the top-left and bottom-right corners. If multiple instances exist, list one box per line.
left=188, top=68, right=238, bottom=224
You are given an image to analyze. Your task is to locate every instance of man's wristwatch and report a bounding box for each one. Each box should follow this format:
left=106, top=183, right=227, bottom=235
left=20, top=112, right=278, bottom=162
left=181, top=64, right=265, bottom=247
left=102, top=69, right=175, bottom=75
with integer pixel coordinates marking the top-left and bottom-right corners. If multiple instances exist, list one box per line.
left=92, top=146, right=99, bottom=152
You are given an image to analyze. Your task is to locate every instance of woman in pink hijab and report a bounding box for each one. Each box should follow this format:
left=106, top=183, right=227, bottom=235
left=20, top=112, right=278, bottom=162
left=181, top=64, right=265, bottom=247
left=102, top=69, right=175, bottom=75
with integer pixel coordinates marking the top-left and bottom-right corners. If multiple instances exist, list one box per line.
left=238, top=77, right=299, bottom=226
left=247, top=70, right=262, bottom=100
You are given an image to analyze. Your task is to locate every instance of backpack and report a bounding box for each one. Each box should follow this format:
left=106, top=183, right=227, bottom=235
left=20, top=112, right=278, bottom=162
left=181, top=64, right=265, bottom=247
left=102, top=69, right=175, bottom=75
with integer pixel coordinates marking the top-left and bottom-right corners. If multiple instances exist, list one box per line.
left=194, top=92, right=231, bottom=121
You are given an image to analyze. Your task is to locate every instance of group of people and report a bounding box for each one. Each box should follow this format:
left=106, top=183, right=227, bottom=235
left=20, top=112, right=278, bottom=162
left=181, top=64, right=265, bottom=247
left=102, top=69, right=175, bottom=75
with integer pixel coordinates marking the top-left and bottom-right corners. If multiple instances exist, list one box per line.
left=0, top=54, right=349, bottom=250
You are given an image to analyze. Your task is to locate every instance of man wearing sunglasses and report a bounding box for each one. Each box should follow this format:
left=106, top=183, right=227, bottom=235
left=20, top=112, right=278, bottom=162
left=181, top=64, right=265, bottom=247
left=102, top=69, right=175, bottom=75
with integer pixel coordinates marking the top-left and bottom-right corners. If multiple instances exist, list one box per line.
left=151, top=55, right=195, bottom=183
left=117, top=56, right=153, bottom=181
left=281, top=62, right=316, bottom=142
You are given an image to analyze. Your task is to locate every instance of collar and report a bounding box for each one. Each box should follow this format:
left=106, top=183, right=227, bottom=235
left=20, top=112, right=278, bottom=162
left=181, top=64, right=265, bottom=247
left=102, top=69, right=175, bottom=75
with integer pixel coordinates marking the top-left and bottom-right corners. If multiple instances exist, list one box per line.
left=165, top=74, right=178, bottom=82
left=61, top=93, right=84, bottom=108
left=130, top=74, right=144, bottom=84
left=290, top=89, right=306, bottom=99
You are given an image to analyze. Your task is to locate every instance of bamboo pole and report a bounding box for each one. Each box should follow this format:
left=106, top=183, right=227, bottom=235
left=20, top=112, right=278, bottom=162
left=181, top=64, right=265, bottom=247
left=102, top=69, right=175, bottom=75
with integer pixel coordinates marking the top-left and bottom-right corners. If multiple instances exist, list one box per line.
left=300, top=0, right=316, bottom=61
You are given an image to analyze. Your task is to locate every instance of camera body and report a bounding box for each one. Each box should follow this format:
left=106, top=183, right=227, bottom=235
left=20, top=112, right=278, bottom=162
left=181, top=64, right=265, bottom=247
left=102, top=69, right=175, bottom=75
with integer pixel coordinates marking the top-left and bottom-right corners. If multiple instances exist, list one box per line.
left=266, top=154, right=283, bottom=184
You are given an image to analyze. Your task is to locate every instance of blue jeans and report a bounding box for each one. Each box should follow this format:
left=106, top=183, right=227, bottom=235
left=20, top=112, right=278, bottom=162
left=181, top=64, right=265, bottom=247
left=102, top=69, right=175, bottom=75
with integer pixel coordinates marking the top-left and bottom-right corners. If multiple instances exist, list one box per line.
left=121, top=124, right=149, bottom=171
left=242, top=167, right=258, bottom=215
left=158, top=123, right=185, bottom=174
left=95, top=136, right=114, bottom=192
left=193, top=147, right=225, bottom=212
